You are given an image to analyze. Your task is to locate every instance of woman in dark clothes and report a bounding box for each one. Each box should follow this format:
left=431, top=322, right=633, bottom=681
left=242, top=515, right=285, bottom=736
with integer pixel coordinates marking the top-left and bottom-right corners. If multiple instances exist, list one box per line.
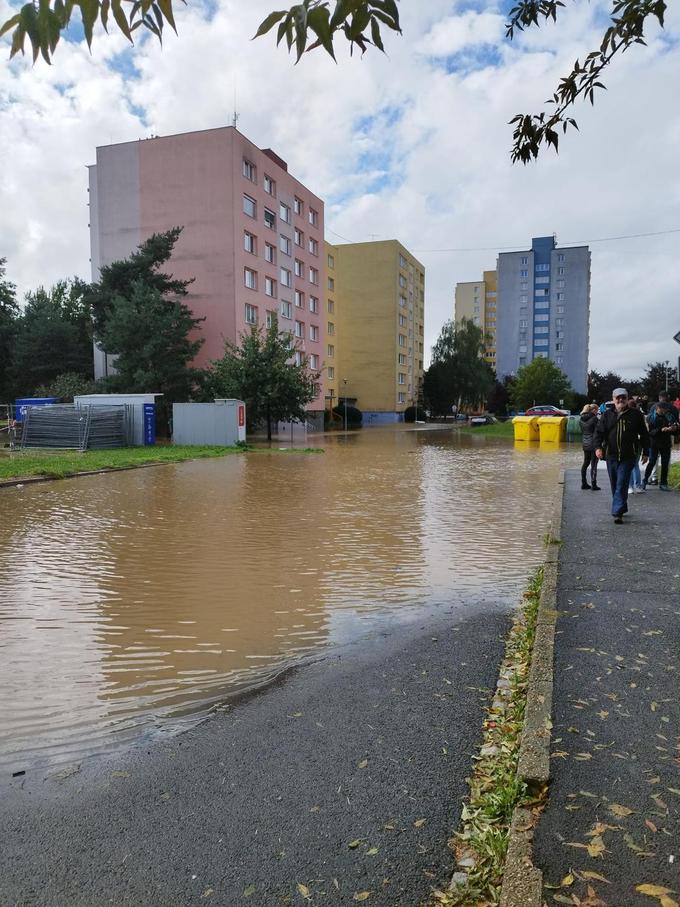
left=580, top=403, right=601, bottom=490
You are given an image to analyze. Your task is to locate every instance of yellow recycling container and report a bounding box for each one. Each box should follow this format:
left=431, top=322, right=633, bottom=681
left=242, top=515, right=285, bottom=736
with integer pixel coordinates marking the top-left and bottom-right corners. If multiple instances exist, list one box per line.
left=537, top=416, right=567, bottom=443
left=512, top=415, right=540, bottom=441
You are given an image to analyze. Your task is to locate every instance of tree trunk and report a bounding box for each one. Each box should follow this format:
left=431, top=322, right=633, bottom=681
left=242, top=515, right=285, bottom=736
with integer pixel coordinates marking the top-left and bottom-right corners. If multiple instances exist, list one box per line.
left=267, top=404, right=272, bottom=442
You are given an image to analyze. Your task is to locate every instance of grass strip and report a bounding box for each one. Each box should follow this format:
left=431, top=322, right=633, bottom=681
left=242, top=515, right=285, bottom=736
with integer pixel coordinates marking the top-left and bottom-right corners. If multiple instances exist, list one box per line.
left=669, top=460, right=680, bottom=491
left=454, top=422, right=515, bottom=439
left=431, top=567, right=546, bottom=906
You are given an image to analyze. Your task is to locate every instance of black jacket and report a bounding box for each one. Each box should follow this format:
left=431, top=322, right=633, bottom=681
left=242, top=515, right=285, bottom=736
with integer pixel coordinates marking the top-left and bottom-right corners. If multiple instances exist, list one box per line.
left=594, top=407, right=649, bottom=461
left=580, top=413, right=598, bottom=451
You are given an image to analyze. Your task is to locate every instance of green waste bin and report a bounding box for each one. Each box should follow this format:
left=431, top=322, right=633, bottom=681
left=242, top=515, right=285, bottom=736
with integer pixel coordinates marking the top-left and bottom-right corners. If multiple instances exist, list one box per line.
left=538, top=416, right=567, bottom=443
left=566, top=414, right=582, bottom=439
left=512, top=415, right=540, bottom=441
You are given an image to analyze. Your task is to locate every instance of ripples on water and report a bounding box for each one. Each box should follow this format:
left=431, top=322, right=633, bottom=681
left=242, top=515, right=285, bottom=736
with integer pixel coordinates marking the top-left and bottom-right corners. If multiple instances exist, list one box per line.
left=0, top=427, right=581, bottom=771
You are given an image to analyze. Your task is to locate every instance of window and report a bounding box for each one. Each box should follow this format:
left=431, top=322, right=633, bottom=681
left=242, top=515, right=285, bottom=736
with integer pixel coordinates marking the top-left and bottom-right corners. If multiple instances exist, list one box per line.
left=243, top=194, right=256, bottom=218
left=399, top=295, right=407, bottom=307
left=520, top=256, right=528, bottom=265
left=519, top=357, right=526, bottom=366
left=535, top=313, right=549, bottom=321
left=294, top=320, right=304, bottom=339
left=309, top=296, right=319, bottom=313
left=519, top=296, right=528, bottom=304
left=328, top=366, right=335, bottom=379
left=280, top=268, right=292, bottom=288
left=244, top=231, right=256, bottom=254
left=295, top=290, right=305, bottom=308
left=555, top=318, right=564, bottom=327
left=327, top=253, right=335, bottom=269
left=557, top=267, right=565, bottom=275
left=398, top=392, right=406, bottom=404
left=557, top=253, right=565, bottom=262
left=556, top=292, right=564, bottom=301
left=310, top=354, right=319, bottom=370
left=278, top=235, right=291, bottom=257
left=534, top=338, right=549, bottom=347
left=398, top=334, right=406, bottom=347
left=399, top=314, right=407, bottom=327
left=535, top=276, right=549, bottom=284
left=243, top=159, right=256, bottom=181
left=399, top=254, right=407, bottom=267
left=556, top=305, right=565, bottom=314
left=519, top=344, right=528, bottom=354
left=555, top=356, right=563, bottom=365
left=264, top=208, right=276, bottom=229
left=328, top=276, right=335, bottom=291
left=295, top=259, right=305, bottom=278
left=309, top=267, right=319, bottom=285
left=327, top=344, right=334, bottom=357
left=520, top=306, right=528, bottom=315
left=310, top=324, right=319, bottom=341
left=294, top=228, right=304, bottom=247
left=327, top=300, right=334, bottom=314
left=519, top=319, right=528, bottom=328
left=280, top=300, right=292, bottom=319
left=399, top=274, right=407, bottom=288
left=556, top=279, right=565, bottom=288
left=294, top=196, right=303, bottom=216
left=327, top=321, right=335, bottom=336
left=245, top=303, right=257, bottom=324
left=555, top=342, right=563, bottom=351
left=308, top=207, right=318, bottom=227
left=280, top=202, right=291, bottom=224
left=535, top=325, right=549, bottom=334
left=535, top=263, right=549, bottom=272
left=264, top=175, right=276, bottom=196
left=267, top=310, right=279, bottom=329
left=265, top=277, right=277, bottom=298
left=520, top=269, right=528, bottom=277
left=244, top=267, right=257, bottom=290
left=309, top=238, right=319, bottom=256
left=294, top=350, right=304, bottom=366
left=398, top=373, right=406, bottom=385
left=535, top=288, right=549, bottom=297
left=265, top=242, right=276, bottom=264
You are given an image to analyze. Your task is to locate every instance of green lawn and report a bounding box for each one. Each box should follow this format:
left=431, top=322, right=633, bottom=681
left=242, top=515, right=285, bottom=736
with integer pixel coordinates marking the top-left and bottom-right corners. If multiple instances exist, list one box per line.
left=670, top=461, right=680, bottom=490
left=455, top=420, right=515, bottom=438
left=0, top=445, right=248, bottom=482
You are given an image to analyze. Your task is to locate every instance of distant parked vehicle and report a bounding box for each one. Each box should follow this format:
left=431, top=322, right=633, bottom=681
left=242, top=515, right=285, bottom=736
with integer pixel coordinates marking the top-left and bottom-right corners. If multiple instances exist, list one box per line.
left=525, top=405, right=570, bottom=417
left=470, top=414, right=498, bottom=426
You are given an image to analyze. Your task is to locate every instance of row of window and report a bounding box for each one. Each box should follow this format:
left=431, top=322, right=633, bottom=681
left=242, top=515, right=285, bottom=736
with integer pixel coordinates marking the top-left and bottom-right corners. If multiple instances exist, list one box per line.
left=519, top=253, right=566, bottom=266
left=243, top=195, right=319, bottom=232
left=244, top=229, right=319, bottom=259
left=242, top=161, right=319, bottom=225
left=244, top=265, right=320, bottom=292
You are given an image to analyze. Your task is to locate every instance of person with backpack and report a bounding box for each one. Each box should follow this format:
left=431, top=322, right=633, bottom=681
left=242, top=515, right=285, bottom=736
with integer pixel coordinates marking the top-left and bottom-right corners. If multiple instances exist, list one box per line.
left=594, top=388, right=649, bottom=524
left=643, top=391, right=679, bottom=491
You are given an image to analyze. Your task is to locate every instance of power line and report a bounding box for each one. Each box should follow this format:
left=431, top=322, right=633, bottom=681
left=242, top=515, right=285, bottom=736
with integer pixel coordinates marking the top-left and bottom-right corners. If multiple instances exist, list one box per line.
left=325, top=225, right=680, bottom=252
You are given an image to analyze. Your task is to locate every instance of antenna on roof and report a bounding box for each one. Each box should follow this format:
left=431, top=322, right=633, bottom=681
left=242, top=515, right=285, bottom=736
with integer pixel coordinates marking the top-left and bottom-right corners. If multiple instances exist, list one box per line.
left=232, top=111, right=240, bottom=128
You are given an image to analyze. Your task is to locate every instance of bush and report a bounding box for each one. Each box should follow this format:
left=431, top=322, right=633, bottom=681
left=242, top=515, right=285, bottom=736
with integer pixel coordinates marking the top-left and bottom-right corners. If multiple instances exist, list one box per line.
left=333, top=403, right=362, bottom=426
left=33, top=371, right=100, bottom=401
left=403, top=405, right=422, bottom=423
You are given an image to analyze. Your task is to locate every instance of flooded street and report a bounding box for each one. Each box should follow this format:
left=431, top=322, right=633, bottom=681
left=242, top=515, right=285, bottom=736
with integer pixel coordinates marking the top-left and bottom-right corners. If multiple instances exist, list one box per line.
left=0, top=427, right=581, bottom=771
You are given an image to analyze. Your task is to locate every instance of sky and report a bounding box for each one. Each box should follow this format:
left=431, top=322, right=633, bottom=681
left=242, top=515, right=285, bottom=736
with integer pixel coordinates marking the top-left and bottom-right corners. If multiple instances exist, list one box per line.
left=1, top=0, right=679, bottom=380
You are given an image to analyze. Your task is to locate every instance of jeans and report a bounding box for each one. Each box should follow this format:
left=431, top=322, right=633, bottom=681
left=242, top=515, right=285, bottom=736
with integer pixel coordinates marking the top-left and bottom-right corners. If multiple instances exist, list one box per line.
left=644, top=439, right=671, bottom=486
left=606, top=459, right=635, bottom=517
left=629, top=458, right=642, bottom=490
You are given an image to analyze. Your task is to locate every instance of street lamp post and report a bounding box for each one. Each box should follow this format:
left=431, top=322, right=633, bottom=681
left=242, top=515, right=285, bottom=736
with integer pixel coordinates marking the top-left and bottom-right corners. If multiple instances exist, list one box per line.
left=342, top=379, right=348, bottom=431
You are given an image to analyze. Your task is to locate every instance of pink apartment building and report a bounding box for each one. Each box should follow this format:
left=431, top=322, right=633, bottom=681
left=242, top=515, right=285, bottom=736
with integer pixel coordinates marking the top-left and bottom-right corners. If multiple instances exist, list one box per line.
left=88, top=126, right=326, bottom=426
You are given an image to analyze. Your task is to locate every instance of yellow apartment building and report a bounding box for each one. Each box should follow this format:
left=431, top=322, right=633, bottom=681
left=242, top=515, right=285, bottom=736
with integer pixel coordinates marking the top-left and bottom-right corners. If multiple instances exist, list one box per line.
left=454, top=270, right=497, bottom=368
left=325, top=240, right=425, bottom=423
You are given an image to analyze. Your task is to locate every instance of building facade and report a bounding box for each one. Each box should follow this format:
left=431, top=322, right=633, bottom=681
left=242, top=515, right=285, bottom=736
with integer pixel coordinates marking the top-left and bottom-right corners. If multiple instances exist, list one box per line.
left=325, top=240, right=425, bottom=423
left=495, top=236, right=590, bottom=394
left=88, top=126, right=326, bottom=424
left=454, top=270, right=497, bottom=369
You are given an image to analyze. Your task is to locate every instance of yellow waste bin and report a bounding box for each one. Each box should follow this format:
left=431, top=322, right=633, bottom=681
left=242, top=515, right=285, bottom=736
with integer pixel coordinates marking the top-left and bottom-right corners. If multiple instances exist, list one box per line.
left=512, top=415, right=540, bottom=441
left=537, top=416, right=567, bottom=443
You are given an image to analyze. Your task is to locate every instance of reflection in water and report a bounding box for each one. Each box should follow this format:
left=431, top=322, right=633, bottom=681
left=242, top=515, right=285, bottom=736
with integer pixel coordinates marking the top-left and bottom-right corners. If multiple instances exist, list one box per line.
left=0, top=428, right=581, bottom=770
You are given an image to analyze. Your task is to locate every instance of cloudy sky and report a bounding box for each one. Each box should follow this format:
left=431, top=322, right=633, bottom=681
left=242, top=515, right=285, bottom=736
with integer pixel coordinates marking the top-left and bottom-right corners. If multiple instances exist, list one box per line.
left=1, top=0, right=679, bottom=379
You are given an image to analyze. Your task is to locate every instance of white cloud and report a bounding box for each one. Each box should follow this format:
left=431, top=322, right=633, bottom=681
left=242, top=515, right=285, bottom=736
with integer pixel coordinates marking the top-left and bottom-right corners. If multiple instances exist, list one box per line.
left=1, top=0, right=679, bottom=379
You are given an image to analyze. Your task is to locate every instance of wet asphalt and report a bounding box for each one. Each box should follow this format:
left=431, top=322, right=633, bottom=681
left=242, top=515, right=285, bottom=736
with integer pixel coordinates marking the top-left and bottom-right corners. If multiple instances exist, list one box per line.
left=533, top=470, right=680, bottom=906
left=1, top=604, right=508, bottom=907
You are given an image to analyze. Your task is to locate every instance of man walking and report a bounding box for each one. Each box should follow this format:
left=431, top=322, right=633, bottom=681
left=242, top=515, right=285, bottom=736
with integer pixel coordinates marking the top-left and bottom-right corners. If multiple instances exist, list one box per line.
left=643, top=391, right=679, bottom=491
left=594, top=388, right=649, bottom=524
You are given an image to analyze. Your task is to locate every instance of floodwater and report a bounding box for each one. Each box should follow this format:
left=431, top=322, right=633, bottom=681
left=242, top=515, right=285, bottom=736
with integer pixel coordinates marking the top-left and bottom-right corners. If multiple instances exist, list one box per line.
left=0, top=426, right=581, bottom=772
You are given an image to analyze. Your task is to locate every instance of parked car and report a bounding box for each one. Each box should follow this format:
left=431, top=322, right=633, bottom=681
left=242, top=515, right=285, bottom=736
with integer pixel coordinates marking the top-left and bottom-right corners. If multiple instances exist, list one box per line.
left=470, top=414, right=498, bottom=426
left=524, top=405, right=570, bottom=417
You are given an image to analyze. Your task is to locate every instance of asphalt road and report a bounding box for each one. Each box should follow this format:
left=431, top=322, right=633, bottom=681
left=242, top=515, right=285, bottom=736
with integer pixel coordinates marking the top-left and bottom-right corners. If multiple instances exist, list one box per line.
left=533, top=471, right=680, bottom=906
left=1, top=604, right=508, bottom=907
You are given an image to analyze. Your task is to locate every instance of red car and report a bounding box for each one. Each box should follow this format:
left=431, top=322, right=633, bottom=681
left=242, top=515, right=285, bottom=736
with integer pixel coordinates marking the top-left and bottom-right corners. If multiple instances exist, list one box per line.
left=525, top=405, right=570, bottom=416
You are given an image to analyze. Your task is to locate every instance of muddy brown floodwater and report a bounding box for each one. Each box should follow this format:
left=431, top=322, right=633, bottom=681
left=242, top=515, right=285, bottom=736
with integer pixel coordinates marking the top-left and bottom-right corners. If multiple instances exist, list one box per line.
left=0, top=426, right=581, bottom=773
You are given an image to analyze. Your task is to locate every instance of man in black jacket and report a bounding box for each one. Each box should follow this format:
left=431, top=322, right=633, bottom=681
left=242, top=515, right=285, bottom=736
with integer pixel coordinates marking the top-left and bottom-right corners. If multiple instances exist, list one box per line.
left=594, top=388, right=649, bottom=524
left=643, top=391, right=679, bottom=490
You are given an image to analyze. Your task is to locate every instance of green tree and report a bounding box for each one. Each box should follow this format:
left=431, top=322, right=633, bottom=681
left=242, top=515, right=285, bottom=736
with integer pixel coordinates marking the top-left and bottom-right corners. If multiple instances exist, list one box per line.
left=423, top=318, right=493, bottom=418
left=33, top=371, right=100, bottom=401
left=640, top=361, right=680, bottom=400
left=12, top=280, right=94, bottom=396
left=0, top=258, right=19, bottom=404
left=1, top=0, right=665, bottom=160
left=510, top=357, right=574, bottom=411
left=212, top=316, right=320, bottom=441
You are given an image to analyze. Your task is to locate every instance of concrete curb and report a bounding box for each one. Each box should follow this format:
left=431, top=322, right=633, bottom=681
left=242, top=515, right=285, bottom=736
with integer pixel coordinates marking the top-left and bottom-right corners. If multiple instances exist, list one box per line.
left=499, top=469, right=565, bottom=907
left=0, top=460, right=175, bottom=490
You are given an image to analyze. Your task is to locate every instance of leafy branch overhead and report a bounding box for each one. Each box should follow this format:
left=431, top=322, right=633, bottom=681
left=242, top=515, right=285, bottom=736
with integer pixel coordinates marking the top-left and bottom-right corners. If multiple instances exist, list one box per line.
left=0, top=0, right=668, bottom=159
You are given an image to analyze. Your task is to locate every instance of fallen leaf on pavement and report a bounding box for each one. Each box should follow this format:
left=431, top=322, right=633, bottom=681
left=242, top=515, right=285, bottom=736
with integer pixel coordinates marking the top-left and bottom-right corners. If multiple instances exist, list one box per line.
left=609, top=803, right=634, bottom=818
left=297, top=882, right=311, bottom=899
